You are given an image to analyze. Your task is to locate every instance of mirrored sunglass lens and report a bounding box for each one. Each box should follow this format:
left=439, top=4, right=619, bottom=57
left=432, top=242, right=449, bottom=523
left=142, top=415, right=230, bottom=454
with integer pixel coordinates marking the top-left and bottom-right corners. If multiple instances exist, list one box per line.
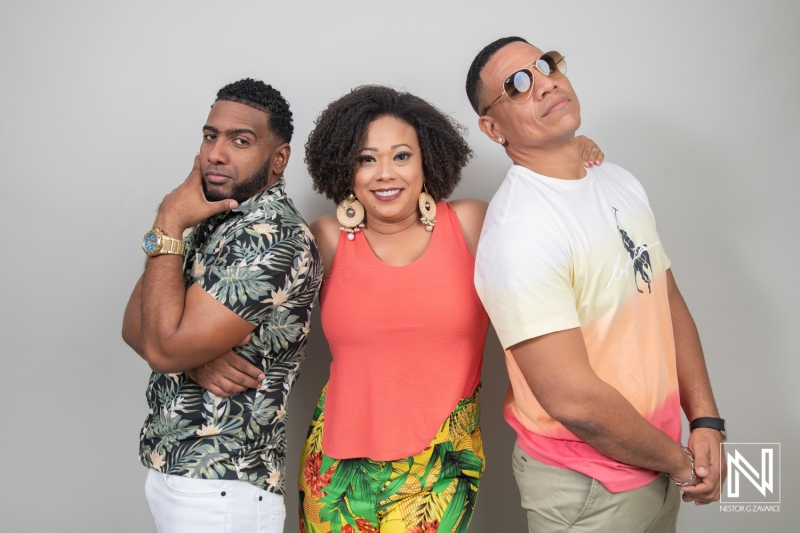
left=536, top=58, right=553, bottom=76
left=505, top=70, right=532, bottom=100
left=541, top=52, right=566, bottom=75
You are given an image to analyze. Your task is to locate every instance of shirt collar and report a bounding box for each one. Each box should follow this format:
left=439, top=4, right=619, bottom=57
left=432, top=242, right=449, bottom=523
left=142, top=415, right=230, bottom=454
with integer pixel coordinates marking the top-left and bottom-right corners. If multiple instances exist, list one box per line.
left=230, top=176, right=287, bottom=214
left=208, top=176, right=286, bottom=219
left=203, top=177, right=286, bottom=228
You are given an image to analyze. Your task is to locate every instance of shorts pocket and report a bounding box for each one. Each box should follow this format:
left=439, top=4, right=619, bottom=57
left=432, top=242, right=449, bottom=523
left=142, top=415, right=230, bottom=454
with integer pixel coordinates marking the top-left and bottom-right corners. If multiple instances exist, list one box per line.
left=164, top=474, right=230, bottom=497
left=256, top=492, right=286, bottom=533
left=554, top=469, right=596, bottom=526
left=152, top=473, right=229, bottom=532
left=511, top=442, right=527, bottom=475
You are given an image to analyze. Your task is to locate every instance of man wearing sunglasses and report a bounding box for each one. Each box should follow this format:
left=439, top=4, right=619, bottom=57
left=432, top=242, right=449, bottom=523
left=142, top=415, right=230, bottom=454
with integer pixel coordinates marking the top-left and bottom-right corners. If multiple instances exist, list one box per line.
left=467, top=37, right=725, bottom=532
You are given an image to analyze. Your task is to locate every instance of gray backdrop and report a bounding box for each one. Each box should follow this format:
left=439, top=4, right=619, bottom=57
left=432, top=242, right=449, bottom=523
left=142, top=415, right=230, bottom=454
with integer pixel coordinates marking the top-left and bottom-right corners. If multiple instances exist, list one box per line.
left=1, top=1, right=798, bottom=531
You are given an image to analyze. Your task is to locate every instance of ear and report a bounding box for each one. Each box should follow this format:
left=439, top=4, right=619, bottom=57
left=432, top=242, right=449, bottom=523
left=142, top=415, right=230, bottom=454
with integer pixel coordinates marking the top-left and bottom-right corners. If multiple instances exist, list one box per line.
left=271, top=143, right=291, bottom=176
left=478, top=115, right=504, bottom=145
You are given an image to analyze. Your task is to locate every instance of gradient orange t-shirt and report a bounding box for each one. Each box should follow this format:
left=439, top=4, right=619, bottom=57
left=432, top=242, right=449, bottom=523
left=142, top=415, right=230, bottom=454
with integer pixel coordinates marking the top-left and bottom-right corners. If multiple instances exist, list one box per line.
left=474, top=162, right=680, bottom=492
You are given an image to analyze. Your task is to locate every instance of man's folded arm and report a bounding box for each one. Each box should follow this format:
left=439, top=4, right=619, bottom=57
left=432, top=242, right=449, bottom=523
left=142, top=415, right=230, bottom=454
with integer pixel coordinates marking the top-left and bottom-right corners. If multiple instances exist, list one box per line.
left=122, top=271, right=263, bottom=394
left=138, top=250, right=255, bottom=374
left=121, top=275, right=145, bottom=357
left=509, top=328, right=693, bottom=482
left=143, top=284, right=255, bottom=374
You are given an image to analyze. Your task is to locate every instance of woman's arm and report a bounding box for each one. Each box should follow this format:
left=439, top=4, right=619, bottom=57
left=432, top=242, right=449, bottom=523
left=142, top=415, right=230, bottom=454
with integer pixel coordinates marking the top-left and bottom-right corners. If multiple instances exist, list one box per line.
left=450, top=199, right=489, bottom=257
left=310, top=215, right=342, bottom=278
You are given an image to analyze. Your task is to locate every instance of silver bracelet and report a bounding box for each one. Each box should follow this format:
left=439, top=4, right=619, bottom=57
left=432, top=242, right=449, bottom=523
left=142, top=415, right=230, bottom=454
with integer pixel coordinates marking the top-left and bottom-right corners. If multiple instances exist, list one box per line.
left=665, top=446, right=697, bottom=486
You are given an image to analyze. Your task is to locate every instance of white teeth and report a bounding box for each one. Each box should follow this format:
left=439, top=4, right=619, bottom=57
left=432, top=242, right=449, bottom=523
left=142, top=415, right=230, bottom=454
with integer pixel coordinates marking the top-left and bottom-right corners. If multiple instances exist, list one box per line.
left=374, top=190, right=400, bottom=197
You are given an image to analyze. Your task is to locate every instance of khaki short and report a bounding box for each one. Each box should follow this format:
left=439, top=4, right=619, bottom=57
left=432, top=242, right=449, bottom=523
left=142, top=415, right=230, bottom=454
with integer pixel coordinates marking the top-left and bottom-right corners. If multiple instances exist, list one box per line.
left=511, top=441, right=680, bottom=533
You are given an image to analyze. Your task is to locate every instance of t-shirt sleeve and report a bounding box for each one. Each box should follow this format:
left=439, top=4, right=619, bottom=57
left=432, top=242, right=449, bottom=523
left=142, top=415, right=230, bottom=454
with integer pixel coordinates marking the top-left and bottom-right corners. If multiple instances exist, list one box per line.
left=194, top=228, right=312, bottom=326
left=475, top=217, right=580, bottom=349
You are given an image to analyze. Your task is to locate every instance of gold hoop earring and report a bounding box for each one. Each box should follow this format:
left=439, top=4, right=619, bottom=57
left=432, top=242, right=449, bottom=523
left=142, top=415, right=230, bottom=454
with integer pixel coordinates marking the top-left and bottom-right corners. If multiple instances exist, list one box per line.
left=418, top=184, right=436, bottom=232
left=336, top=192, right=365, bottom=240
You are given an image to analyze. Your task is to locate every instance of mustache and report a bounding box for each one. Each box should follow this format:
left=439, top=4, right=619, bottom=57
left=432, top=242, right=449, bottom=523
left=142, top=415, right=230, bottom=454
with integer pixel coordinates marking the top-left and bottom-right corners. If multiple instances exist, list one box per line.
left=203, top=168, right=233, bottom=179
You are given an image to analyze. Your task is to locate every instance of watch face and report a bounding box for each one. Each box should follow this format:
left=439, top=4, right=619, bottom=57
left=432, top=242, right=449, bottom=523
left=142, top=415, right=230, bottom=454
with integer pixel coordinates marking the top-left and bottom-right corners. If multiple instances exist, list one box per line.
left=143, top=232, right=159, bottom=254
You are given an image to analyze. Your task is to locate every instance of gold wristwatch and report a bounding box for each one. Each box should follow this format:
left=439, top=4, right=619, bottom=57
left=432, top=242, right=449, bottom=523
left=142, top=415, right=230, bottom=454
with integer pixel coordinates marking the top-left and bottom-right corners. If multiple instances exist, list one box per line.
left=142, top=227, right=186, bottom=257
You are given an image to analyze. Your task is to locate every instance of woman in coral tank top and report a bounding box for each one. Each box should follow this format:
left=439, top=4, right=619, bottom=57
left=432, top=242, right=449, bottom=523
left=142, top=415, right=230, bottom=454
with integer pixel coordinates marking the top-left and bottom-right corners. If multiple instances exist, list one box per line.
left=298, top=86, right=603, bottom=533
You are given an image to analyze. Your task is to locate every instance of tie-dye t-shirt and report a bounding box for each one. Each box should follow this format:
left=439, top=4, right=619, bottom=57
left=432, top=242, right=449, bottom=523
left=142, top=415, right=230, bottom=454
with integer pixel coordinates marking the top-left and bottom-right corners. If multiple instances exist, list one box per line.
left=475, top=162, right=680, bottom=492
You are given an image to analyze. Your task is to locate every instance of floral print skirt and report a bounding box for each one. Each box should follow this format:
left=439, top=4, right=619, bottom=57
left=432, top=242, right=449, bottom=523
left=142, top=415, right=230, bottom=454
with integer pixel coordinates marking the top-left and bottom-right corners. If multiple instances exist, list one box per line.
left=298, top=384, right=484, bottom=533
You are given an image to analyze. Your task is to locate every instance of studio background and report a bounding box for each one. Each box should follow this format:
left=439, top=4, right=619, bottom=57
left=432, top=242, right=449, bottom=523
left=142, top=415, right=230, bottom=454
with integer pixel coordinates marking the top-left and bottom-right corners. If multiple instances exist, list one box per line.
left=1, top=1, right=797, bottom=531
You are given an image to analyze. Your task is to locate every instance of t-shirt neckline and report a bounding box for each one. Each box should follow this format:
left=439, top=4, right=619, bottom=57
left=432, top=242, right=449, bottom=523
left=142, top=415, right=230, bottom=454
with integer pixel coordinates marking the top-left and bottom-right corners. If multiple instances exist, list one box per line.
left=511, top=164, right=594, bottom=189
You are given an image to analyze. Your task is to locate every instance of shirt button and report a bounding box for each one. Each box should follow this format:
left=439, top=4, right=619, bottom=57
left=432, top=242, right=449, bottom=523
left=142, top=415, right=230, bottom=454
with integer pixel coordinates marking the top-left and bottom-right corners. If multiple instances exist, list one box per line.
left=259, top=496, right=263, bottom=501
left=221, top=491, right=226, bottom=497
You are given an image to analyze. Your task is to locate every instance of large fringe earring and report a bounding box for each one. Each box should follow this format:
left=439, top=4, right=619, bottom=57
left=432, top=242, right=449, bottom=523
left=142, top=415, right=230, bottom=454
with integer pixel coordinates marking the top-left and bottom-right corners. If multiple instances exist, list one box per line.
left=336, top=192, right=365, bottom=240
left=419, top=184, right=436, bottom=232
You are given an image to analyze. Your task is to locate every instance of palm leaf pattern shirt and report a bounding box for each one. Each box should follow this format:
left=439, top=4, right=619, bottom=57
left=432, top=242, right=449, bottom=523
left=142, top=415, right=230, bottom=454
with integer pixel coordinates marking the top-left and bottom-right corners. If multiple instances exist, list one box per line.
left=138, top=177, right=323, bottom=495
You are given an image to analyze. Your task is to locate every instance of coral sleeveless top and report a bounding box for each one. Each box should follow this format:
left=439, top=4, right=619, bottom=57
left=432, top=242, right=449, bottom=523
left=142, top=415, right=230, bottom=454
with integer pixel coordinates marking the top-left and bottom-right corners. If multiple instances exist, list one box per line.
left=320, top=201, right=489, bottom=460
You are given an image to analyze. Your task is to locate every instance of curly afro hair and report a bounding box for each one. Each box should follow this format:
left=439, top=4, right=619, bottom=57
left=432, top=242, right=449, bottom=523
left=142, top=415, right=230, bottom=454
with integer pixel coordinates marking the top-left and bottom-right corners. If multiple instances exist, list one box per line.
left=304, top=85, right=473, bottom=204
left=215, top=78, right=294, bottom=143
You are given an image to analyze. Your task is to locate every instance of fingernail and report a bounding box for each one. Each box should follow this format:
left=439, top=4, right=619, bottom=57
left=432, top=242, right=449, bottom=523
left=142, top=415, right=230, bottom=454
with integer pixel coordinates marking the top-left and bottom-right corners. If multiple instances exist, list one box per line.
left=698, top=467, right=708, bottom=475
left=229, top=201, right=238, bottom=209
left=258, top=373, right=265, bottom=380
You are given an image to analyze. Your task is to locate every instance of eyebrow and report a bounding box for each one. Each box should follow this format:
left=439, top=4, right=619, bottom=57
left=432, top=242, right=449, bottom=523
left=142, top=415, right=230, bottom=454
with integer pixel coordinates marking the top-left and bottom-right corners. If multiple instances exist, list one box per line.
left=203, top=126, right=258, bottom=138
left=361, top=143, right=413, bottom=152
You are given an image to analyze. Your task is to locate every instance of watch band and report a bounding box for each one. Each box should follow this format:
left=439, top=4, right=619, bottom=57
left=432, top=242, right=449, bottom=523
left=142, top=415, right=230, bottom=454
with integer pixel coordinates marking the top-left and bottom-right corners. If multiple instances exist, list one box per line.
left=689, top=417, right=725, bottom=432
left=160, top=235, right=186, bottom=255
left=144, top=228, right=186, bottom=257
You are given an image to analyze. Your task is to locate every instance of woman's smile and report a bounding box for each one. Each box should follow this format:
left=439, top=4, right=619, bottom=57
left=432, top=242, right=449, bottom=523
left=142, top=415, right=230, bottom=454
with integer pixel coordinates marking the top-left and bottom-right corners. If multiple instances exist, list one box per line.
left=371, top=188, right=404, bottom=201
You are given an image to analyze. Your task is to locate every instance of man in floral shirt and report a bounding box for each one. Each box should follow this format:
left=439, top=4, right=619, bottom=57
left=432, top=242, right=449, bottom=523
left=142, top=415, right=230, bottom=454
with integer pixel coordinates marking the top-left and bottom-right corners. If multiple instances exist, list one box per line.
left=122, top=79, right=322, bottom=533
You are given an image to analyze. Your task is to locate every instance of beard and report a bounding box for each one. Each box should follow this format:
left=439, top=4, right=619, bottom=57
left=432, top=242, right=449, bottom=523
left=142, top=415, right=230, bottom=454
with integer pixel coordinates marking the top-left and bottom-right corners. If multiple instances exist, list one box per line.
left=203, top=156, right=273, bottom=204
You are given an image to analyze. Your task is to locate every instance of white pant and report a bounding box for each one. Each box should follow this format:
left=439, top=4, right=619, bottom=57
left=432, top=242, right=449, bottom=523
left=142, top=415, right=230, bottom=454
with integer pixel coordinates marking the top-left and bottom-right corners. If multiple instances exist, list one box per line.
left=145, top=469, right=286, bottom=533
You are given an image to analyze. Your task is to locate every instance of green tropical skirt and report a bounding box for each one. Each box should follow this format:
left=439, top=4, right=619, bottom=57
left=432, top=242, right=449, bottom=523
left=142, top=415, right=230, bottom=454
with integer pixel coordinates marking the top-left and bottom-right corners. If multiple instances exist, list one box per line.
left=298, top=384, right=484, bottom=533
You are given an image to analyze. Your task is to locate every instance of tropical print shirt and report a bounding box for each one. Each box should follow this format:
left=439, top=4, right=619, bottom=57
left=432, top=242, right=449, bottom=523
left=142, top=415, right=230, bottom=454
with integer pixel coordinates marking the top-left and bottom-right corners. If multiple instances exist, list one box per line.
left=139, top=177, right=323, bottom=495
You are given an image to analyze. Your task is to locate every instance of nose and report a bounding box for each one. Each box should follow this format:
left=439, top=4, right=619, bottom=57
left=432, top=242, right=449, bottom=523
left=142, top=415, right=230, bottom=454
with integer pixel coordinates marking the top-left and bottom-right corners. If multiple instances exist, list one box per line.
left=206, top=139, right=228, bottom=165
left=532, top=68, right=557, bottom=101
left=377, top=157, right=394, bottom=180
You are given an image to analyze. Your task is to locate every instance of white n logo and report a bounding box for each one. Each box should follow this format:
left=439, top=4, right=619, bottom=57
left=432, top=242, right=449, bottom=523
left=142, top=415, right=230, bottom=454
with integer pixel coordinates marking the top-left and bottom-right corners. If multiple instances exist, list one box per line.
left=727, top=448, right=774, bottom=497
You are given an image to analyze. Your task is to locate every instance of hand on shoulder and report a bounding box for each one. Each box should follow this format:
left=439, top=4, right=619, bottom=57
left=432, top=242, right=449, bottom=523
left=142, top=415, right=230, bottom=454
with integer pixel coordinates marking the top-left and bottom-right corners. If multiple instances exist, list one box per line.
left=450, top=199, right=489, bottom=257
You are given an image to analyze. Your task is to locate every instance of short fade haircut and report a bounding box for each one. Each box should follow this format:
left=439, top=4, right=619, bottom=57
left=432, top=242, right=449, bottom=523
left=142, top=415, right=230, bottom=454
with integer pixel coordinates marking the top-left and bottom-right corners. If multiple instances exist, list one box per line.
left=465, top=36, right=530, bottom=115
left=215, top=78, right=294, bottom=143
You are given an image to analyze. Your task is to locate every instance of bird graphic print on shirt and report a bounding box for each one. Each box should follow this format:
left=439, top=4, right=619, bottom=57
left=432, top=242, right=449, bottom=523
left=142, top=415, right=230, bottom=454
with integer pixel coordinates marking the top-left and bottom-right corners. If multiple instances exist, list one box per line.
left=607, top=207, right=659, bottom=294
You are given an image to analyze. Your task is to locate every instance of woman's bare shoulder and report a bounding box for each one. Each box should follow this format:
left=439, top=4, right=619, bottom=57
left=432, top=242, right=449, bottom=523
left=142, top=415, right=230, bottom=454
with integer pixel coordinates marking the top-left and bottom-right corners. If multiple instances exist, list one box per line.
left=450, top=198, right=489, bottom=219
left=449, top=199, right=489, bottom=256
left=310, top=216, right=341, bottom=276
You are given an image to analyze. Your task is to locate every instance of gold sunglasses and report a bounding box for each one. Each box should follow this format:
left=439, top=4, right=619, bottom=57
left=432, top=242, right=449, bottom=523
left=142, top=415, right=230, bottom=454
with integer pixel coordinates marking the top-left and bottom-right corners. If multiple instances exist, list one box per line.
left=482, top=51, right=567, bottom=115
